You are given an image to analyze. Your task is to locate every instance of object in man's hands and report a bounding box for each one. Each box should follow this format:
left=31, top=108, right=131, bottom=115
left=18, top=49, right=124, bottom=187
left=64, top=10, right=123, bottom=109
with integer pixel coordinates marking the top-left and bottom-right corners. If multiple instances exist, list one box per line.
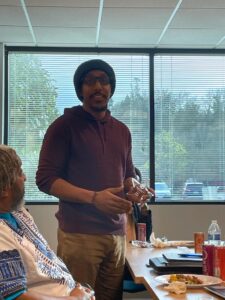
left=141, top=178, right=154, bottom=200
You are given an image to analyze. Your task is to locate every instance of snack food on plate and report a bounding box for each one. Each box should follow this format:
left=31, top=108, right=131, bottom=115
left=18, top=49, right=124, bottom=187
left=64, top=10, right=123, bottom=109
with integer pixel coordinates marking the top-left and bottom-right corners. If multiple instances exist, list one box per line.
left=164, top=281, right=187, bottom=294
left=169, top=274, right=203, bottom=285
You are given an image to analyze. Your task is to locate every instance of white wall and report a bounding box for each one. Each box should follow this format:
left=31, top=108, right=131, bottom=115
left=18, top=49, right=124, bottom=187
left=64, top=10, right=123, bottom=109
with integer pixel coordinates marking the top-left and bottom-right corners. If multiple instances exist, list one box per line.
left=26, top=204, right=225, bottom=252
left=150, top=205, right=225, bottom=240
left=26, top=205, right=59, bottom=251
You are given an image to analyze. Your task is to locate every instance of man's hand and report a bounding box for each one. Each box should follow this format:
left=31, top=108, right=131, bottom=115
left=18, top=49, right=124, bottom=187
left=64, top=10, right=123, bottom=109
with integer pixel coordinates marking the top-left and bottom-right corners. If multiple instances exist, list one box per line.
left=92, top=186, right=132, bottom=214
left=70, top=283, right=95, bottom=300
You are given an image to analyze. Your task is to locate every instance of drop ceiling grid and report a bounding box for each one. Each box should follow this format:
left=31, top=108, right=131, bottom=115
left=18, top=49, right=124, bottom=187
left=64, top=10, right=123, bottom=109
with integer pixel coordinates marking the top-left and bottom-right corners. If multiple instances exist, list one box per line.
left=0, top=0, right=225, bottom=48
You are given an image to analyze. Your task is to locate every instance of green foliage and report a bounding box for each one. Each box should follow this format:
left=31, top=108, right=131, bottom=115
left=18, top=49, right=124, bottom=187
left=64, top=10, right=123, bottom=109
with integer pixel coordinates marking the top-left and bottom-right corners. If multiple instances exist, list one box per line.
left=111, top=78, right=150, bottom=179
left=8, top=54, right=60, bottom=200
left=112, top=81, right=225, bottom=194
left=155, top=131, right=187, bottom=183
left=9, top=54, right=59, bottom=146
left=156, top=88, right=225, bottom=191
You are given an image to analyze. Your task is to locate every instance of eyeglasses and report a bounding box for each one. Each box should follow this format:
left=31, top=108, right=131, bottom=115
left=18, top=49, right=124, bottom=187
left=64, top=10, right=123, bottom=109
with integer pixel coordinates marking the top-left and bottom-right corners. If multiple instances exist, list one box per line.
left=83, top=76, right=110, bottom=86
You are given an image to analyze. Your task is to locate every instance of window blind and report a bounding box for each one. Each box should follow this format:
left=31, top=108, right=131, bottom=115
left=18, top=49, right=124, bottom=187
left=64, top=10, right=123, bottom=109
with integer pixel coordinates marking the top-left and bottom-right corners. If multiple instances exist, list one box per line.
left=7, top=52, right=149, bottom=202
left=155, top=55, right=225, bottom=201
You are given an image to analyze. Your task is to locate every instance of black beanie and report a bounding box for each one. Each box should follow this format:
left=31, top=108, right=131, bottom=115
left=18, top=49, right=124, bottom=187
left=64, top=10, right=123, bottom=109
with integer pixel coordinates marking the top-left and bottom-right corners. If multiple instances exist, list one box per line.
left=73, top=59, right=116, bottom=101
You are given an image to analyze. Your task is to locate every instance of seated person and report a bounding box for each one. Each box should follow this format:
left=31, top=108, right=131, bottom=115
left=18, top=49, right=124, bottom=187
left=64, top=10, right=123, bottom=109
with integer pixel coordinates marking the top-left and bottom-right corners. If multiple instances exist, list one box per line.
left=0, top=145, right=95, bottom=300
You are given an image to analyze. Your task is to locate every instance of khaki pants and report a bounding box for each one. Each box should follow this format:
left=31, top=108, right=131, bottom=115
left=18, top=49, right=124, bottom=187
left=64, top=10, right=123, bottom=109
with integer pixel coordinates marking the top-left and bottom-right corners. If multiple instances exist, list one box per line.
left=57, top=228, right=126, bottom=300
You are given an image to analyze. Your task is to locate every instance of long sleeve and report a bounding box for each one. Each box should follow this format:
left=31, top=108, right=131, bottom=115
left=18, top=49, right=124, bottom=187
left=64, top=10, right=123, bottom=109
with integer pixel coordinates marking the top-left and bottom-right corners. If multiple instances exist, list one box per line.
left=36, top=116, right=71, bottom=194
left=0, top=250, right=27, bottom=299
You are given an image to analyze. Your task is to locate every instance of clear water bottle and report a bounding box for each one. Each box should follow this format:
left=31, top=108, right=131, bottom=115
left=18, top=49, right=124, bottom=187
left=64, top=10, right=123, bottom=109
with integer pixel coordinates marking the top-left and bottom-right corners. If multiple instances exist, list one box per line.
left=207, top=220, right=221, bottom=245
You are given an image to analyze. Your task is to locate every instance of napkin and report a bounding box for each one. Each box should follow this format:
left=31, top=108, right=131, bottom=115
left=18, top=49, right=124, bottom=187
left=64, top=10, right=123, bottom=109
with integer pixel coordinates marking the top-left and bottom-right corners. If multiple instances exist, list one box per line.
left=150, top=232, right=194, bottom=248
left=164, top=281, right=187, bottom=294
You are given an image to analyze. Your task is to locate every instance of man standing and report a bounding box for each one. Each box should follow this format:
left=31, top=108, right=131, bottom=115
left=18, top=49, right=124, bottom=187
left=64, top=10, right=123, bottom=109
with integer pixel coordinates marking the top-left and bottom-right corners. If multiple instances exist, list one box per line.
left=0, top=145, right=95, bottom=300
left=36, top=59, right=150, bottom=300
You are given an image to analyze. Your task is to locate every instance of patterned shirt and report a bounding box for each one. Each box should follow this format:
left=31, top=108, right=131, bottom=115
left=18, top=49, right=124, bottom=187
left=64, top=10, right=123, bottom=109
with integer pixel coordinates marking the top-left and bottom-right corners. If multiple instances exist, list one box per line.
left=0, top=208, right=75, bottom=298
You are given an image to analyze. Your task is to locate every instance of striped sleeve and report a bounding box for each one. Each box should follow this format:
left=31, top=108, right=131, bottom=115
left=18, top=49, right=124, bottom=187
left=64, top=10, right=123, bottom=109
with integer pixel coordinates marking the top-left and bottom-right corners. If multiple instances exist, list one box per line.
left=0, top=249, right=27, bottom=298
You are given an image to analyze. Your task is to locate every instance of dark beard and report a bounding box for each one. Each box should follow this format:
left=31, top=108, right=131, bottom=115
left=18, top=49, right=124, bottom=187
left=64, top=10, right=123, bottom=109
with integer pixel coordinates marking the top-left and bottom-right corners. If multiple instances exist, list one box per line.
left=91, top=105, right=107, bottom=112
left=10, top=182, right=25, bottom=211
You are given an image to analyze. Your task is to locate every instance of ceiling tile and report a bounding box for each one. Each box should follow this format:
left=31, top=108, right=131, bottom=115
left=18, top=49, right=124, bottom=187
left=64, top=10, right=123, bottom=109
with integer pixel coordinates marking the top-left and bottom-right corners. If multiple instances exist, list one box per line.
left=104, top=0, right=178, bottom=8
left=0, top=26, right=32, bottom=43
left=25, top=0, right=99, bottom=7
left=0, top=1, right=20, bottom=5
left=0, top=6, right=26, bottom=26
left=100, top=28, right=161, bottom=45
left=27, top=7, right=98, bottom=27
left=170, top=9, right=225, bottom=29
left=34, top=27, right=96, bottom=45
left=102, top=8, right=174, bottom=28
left=181, top=0, right=225, bottom=9
left=161, top=29, right=225, bottom=46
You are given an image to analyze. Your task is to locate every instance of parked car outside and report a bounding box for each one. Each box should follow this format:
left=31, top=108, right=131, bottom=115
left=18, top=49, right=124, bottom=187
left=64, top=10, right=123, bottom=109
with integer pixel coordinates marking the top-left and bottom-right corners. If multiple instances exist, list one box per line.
left=155, top=182, right=171, bottom=200
left=182, top=182, right=203, bottom=200
left=216, top=186, right=225, bottom=200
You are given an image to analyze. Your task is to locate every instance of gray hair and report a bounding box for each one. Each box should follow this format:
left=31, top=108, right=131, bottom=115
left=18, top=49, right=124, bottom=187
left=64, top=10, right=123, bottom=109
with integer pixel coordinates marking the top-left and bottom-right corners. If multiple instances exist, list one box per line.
left=0, top=145, right=21, bottom=195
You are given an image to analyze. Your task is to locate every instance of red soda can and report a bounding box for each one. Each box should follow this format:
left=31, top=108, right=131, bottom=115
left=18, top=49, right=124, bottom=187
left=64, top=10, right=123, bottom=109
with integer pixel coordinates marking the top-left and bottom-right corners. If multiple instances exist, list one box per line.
left=137, top=223, right=146, bottom=241
left=194, top=232, right=204, bottom=253
left=202, top=242, right=214, bottom=276
left=214, top=245, right=225, bottom=280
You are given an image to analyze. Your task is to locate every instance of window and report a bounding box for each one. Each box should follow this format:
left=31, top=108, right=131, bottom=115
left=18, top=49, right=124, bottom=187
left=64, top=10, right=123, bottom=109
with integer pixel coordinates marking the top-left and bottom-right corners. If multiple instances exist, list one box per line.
left=155, top=55, right=225, bottom=201
left=5, top=49, right=225, bottom=203
left=6, top=52, right=149, bottom=202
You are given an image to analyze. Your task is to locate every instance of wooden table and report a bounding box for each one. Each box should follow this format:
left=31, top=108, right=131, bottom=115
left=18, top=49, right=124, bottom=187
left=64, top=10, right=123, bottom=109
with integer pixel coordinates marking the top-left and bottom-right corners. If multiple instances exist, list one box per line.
left=125, top=243, right=221, bottom=299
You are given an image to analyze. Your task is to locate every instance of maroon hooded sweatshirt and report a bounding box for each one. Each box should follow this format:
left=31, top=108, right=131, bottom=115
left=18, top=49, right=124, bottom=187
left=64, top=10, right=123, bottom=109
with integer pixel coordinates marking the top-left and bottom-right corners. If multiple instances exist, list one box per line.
left=36, top=105, right=135, bottom=235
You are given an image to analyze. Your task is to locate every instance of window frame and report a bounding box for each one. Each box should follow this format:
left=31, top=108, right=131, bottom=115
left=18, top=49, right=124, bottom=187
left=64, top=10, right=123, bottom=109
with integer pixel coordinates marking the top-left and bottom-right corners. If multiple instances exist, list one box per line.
left=3, top=46, right=225, bottom=205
